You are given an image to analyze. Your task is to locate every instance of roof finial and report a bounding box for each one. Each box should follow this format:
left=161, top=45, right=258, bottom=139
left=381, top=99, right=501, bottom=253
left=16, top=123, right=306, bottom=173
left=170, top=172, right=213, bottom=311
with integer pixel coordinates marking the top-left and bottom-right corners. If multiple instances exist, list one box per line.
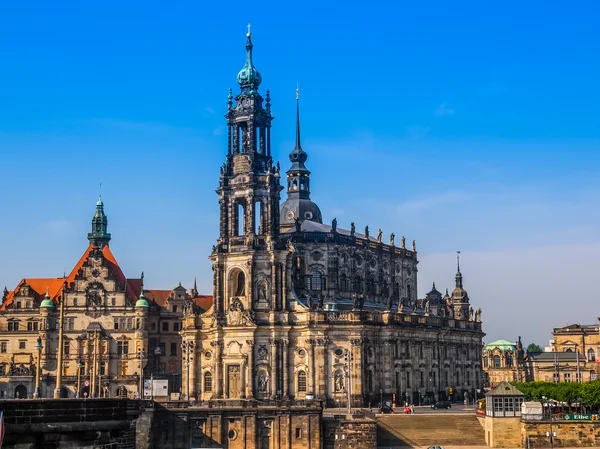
left=247, top=23, right=252, bottom=38
left=193, top=276, right=198, bottom=295
left=456, top=250, right=461, bottom=272
left=296, top=82, right=299, bottom=100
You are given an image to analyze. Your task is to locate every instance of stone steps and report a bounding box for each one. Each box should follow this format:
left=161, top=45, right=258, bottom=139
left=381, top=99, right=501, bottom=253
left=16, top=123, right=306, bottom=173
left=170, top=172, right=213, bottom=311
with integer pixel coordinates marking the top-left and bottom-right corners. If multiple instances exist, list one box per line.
left=377, top=414, right=486, bottom=447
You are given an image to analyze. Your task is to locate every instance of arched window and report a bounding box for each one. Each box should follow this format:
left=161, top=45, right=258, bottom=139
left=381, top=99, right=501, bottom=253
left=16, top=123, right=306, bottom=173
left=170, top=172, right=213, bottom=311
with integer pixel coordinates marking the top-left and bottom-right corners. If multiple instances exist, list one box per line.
left=591, top=370, right=597, bottom=381
left=492, top=355, right=501, bottom=368
left=589, top=349, right=596, bottom=362
left=204, top=372, right=212, bottom=393
left=366, top=277, right=376, bottom=295
left=308, top=268, right=325, bottom=291
left=339, top=274, right=348, bottom=292
left=233, top=271, right=245, bottom=296
left=292, top=180, right=298, bottom=190
left=506, top=355, right=513, bottom=368
left=406, top=284, right=412, bottom=300
left=297, top=371, right=307, bottom=392
left=483, top=357, right=488, bottom=368
left=565, top=348, right=574, bottom=353
left=353, top=276, right=362, bottom=293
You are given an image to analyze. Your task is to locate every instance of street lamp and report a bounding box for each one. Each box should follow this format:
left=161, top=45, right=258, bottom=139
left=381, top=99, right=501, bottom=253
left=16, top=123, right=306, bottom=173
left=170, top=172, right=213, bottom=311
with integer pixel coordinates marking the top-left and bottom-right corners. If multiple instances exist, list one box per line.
left=139, top=348, right=145, bottom=400
left=33, top=337, right=42, bottom=399
left=76, top=361, right=83, bottom=398
left=542, top=396, right=555, bottom=448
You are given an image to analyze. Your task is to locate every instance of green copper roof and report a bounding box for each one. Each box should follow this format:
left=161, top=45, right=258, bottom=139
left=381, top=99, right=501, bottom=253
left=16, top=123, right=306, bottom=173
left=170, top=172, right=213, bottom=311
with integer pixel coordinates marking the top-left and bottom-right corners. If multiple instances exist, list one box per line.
left=40, top=299, right=54, bottom=308
left=236, top=31, right=262, bottom=91
left=484, top=339, right=516, bottom=351
left=135, top=298, right=149, bottom=308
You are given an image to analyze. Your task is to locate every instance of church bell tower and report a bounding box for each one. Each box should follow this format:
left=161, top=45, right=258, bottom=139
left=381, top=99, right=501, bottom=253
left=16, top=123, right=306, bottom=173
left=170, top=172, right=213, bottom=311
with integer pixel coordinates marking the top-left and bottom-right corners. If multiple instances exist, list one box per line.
left=217, top=28, right=282, bottom=245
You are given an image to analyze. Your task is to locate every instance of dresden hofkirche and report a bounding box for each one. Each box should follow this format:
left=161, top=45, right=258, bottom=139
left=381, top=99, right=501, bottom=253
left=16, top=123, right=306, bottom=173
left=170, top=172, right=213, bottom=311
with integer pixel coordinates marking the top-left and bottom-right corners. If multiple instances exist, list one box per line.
left=0, top=31, right=484, bottom=406
left=180, top=31, right=485, bottom=407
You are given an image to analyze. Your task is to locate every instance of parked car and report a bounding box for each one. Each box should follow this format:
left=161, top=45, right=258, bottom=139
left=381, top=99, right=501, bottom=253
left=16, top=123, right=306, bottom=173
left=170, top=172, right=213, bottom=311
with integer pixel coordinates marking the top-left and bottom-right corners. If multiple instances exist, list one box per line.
left=431, top=401, right=452, bottom=410
left=379, top=405, right=395, bottom=414
left=428, top=446, right=446, bottom=449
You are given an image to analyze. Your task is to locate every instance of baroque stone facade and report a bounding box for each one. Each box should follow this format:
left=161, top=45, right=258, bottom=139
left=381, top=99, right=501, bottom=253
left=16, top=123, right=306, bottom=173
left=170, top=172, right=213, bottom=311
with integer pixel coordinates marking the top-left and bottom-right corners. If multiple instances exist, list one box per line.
left=0, top=199, right=210, bottom=399
left=482, top=338, right=530, bottom=385
left=181, top=31, right=485, bottom=407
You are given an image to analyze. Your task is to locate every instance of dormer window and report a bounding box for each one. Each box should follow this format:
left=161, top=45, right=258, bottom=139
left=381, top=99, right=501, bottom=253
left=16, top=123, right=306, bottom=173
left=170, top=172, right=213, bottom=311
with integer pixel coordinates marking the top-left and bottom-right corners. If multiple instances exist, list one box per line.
left=15, top=301, right=22, bottom=309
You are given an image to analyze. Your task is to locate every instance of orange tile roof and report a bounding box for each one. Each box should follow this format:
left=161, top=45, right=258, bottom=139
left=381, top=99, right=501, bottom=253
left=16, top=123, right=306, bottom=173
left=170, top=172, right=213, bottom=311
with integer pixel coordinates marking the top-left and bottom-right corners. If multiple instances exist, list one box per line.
left=194, top=295, right=214, bottom=312
left=145, top=290, right=172, bottom=307
left=1, top=244, right=141, bottom=310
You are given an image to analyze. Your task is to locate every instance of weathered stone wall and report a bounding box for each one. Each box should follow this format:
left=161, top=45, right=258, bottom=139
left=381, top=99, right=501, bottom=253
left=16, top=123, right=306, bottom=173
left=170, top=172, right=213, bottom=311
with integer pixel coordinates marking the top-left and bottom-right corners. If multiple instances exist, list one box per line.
left=522, top=420, right=600, bottom=447
left=150, top=401, right=322, bottom=449
left=479, top=416, right=521, bottom=448
left=323, top=415, right=377, bottom=449
left=0, top=398, right=140, bottom=449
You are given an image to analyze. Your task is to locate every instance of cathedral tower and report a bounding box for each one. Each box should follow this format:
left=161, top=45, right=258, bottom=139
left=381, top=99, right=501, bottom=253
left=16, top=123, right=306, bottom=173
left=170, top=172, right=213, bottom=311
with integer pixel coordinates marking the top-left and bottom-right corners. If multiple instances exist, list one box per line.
left=217, top=29, right=281, bottom=244
left=280, top=90, right=322, bottom=229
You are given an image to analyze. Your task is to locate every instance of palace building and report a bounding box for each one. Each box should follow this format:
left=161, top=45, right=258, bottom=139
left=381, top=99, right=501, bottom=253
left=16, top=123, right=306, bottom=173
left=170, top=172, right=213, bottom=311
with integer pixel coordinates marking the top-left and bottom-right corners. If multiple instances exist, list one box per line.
left=180, top=31, right=485, bottom=407
left=0, top=198, right=210, bottom=399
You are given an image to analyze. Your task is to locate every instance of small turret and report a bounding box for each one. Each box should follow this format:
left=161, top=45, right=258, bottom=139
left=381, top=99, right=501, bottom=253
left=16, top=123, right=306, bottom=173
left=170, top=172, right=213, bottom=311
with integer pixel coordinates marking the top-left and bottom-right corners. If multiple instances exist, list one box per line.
left=88, top=196, right=111, bottom=248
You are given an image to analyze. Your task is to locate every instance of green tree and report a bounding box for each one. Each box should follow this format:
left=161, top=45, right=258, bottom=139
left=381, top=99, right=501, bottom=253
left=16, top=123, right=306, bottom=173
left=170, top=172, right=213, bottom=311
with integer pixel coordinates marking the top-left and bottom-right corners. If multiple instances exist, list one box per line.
left=527, top=343, right=543, bottom=354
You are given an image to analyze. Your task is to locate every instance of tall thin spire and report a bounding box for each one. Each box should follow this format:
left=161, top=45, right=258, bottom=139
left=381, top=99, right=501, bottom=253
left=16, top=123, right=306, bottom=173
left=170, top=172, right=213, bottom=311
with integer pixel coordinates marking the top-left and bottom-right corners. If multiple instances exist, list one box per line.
left=295, top=86, right=302, bottom=151
left=456, top=250, right=461, bottom=272
left=455, top=251, right=463, bottom=288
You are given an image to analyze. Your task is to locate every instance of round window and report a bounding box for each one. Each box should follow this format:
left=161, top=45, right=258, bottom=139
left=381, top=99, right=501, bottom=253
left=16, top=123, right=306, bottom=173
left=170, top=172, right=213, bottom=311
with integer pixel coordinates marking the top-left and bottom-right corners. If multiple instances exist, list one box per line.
left=304, top=211, right=313, bottom=219
left=334, top=348, right=344, bottom=357
left=228, top=429, right=237, bottom=440
left=298, top=349, right=306, bottom=358
left=205, top=351, right=212, bottom=359
left=286, top=211, right=295, bottom=220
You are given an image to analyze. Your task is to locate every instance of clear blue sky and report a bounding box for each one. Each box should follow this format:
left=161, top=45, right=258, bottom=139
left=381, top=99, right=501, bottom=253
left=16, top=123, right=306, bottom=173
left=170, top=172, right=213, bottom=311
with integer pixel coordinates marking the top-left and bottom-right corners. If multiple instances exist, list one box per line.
left=1, top=0, right=599, bottom=346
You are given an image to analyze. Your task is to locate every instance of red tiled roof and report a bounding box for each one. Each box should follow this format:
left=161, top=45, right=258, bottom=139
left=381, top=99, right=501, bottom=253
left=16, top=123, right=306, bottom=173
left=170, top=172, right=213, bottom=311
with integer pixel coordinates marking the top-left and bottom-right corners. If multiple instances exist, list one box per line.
left=194, top=295, right=213, bottom=312
left=145, top=290, right=172, bottom=307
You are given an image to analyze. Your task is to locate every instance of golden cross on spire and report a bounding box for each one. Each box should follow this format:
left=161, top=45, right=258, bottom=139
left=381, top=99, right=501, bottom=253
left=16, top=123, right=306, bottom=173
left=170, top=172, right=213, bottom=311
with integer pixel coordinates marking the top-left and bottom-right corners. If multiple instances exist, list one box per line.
left=296, top=82, right=300, bottom=101
left=247, top=23, right=252, bottom=38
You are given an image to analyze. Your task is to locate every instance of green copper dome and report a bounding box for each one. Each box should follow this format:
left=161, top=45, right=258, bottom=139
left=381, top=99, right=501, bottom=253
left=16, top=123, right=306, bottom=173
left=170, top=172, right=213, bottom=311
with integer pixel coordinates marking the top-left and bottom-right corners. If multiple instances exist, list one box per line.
left=136, top=292, right=149, bottom=308
left=40, top=291, right=54, bottom=308
left=236, top=33, right=262, bottom=91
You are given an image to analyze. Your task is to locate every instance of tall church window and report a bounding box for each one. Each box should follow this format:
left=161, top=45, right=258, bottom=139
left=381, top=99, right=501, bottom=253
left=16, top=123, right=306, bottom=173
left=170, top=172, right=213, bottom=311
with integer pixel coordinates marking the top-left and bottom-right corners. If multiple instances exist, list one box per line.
left=353, top=276, right=363, bottom=294
left=483, top=357, right=488, bottom=368
left=253, top=201, right=260, bottom=234
left=308, top=268, right=325, bottom=291
left=406, top=284, right=412, bottom=300
left=588, top=349, right=596, bottom=362
left=232, top=270, right=245, bottom=296
left=506, top=355, right=513, bottom=368
left=492, top=355, right=501, bottom=368
left=339, top=274, right=348, bottom=292
left=204, top=372, right=213, bottom=393
left=297, top=371, right=307, bottom=392
left=366, top=277, right=376, bottom=295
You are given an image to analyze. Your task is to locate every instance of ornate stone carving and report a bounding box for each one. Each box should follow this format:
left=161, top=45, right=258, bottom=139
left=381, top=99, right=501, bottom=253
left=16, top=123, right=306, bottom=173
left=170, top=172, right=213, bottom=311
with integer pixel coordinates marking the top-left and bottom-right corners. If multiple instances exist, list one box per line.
left=227, top=298, right=255, bottom=326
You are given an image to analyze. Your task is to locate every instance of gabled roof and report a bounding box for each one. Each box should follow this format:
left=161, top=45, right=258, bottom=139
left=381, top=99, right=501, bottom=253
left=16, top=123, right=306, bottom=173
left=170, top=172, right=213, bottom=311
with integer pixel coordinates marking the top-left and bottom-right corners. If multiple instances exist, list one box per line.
left=2, top=244, right=141, bottom=310
left=530, top=351, right=584, bottom=362
left=145, top=290, right=172, bottom=307
left=486, top=381, right=525, bottom=397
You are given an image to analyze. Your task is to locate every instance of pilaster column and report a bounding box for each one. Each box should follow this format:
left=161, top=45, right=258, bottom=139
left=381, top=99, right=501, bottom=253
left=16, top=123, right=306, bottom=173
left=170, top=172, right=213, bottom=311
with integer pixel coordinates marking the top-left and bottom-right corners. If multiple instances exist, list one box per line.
left=271, top=260, right=277, bottom=311
left=323, top=338, right=330, bottom=401
left=210, top=341, right=218, bottom=399
left=282, top=339, right=289, bottom=398
left=351, top=339, right=363, bottom=407
left=308, top=339, right=316, bottom=395
left=315, top=339, right=326, bottom=399
left=282, top=260, right=288, bottom=312
left=270, top=339, right=277, bottom=398
left=246, top=340, right=254, bottom=399
left=189, top=341, right=197, bottom=399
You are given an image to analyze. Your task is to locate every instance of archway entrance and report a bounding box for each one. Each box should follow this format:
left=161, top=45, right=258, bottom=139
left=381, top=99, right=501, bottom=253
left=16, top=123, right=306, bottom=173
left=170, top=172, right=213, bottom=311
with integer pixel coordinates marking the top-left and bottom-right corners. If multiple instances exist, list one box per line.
left=81, top=386, right=90, bottom=398
left=227, top=365, right=241, bottom=398
left=14, top=384, right=27, bottom=399
left=117, top=385, right=127, bottom=398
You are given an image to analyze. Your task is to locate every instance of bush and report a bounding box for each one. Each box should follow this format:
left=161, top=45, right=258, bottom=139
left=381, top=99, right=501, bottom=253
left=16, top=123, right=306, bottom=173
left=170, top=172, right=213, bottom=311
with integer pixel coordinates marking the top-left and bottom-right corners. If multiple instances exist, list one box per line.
left=510, top=380, right=600, bottom=407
